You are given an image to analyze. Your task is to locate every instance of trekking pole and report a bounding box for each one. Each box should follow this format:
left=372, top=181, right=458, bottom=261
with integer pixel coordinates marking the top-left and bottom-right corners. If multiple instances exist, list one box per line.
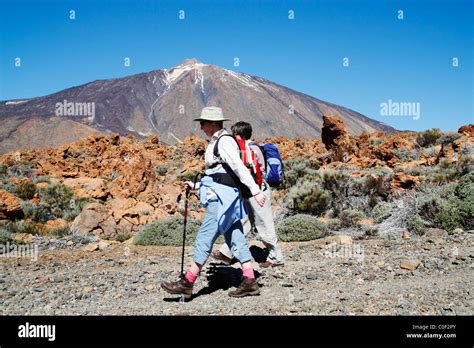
left=180, top=185, right=191, bottom=277
left=175, top=186, right=190, bottom=304
left=177, top=172, right=201, bottom=303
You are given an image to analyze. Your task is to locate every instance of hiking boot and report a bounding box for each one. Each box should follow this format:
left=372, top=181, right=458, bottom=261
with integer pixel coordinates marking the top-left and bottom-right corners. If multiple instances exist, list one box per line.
left=228, top=276, right=260, bottom=298
left=259, top=260, right=284, bottom=268
left=211, top=250, right=233, bottom=265
left=161, top=276, right=193, bottom=299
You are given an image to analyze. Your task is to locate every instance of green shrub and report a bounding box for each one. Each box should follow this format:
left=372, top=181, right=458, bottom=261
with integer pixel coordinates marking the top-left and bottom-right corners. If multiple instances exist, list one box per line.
left=39, top=183, right=74, bottom=216
left=276, top=214, right=327, bottom=242
left=0, top=227, right=13, bottom=245
left=115, top=230, right=132, bottom=242
left=436, top=174, right=473, bottom=232
left=282, top=157, right=320, bottom=188
left=39, top=183, right=89, bottom=222
left=32, top=176, right=51, bottom=184
left=421, top=146, right=438, bottom=158
left=362, top=173, right=391, bottom=207
left=407, top=214, right=427, bottom=235
left=13, top=181, right=37, bottom=200
left=284, top=168, right=392, bottom=218
left=133, top=218, right=201, bottom=246
left=47, top=226, right=70, bottom=238
left=436, top=132, right=461, bottom=145
left=62, top=200, right=89, bottom=222
left=421, top=157, right=473, bottom=184
left=1, top=182, right=17, bottom=195
left=286, top=180, right=330, bottom=215
left=362, top=224, right=379, bottom=237
left=155, top=163, right=177, bottom=176
left=21, top=201, right=53, bottom=223
left=325, top=218, right=342, bottom=231
left=20, top=184, right=89, bottom=223
left=370, top=138, right=383, bottom=146
left=0, top=163, right=7, bottom=176
left=176, top=169, right=202, bottom=183
left=462, top=143, right=474, bottom=156
left=339, top=209, right=366, bottom=227
left=0, top=220, right=39, bottom=235
left=392, top=149, right=419, bottom=162
left=6, top=162, right=33, bottom=178
left=417, top=174, right=473, bottom=232
left=416, top=128, right=442, bottom=147
left=372, top=201, right=393, bottom=223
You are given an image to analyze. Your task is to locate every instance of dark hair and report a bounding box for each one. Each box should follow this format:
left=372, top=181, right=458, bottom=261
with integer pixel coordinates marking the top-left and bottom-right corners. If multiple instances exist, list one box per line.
left=231, top=121, right=252, bottom=140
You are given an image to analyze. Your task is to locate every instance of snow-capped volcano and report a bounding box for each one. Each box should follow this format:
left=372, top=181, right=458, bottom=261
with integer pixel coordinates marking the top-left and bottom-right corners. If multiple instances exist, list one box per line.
left=0, top=58, right=395, bottom=153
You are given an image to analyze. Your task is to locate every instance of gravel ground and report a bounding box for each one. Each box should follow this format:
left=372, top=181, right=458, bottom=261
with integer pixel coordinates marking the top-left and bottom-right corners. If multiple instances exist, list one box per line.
left=1, top=230, right=473, bottom=316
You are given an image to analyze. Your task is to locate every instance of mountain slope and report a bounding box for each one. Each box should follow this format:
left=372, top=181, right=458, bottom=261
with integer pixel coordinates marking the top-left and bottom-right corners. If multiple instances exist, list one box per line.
left=0, top=58, right=395, bottom=153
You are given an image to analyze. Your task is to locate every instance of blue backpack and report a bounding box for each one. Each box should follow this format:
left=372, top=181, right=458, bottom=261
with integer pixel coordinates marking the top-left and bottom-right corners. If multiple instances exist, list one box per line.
left=251, top=142, right=284, bottom=187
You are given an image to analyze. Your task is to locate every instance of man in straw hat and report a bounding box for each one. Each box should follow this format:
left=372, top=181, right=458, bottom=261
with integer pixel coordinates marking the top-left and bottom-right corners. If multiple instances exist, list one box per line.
left=161, top=107, right=266, bottom=298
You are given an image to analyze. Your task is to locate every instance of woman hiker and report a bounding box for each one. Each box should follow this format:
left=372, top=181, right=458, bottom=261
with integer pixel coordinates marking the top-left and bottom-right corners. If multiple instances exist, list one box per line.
left=211, top=121, right=285, bottom=268
left=160, top=107, right=266, bottom=299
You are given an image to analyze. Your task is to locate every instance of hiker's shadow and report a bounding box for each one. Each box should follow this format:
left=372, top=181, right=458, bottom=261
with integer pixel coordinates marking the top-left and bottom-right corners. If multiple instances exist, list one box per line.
left=162, top=265, right=263, bottom=302
left=191, top=264, right=262, bottom=300
left=163, top=246, right=267, bottom=302
left=249, top=245, right=268, bottom=263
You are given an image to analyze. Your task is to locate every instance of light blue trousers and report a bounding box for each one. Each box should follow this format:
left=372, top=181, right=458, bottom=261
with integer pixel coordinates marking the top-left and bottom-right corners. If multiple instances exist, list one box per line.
left=193, top=197, right=252, bottom=265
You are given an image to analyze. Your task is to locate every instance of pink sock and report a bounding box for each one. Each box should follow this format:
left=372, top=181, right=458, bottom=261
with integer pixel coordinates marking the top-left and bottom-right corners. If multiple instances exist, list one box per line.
left=184, top=271, right=198, bottom=283
left=242, top=268, right=255, bottom=279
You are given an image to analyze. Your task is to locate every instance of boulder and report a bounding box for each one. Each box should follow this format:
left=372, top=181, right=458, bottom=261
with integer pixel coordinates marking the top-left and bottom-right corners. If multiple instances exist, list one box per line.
left=63, top=177, right=108, bottom=199
left=400, top=260, right=421, bottom=270
left=117, top=218, right=134, bottom=234
left=321, top=115, right=357, bottom=161
left=13, top=233, right=35, bottom=244
left=390, top=173, right=419, bottom=190
left=372, top=133, right=416, bottom=166
left=98, top=239, right=119, bottom=250
left=0, top=190, right=23, bottom=220
left=43, top=219, right=69, bottom=234
left=425, top=228, right=448, bottom=239
left=71, top=203, right=108, bottom=234
left=98, top=216, right=118, bottom=239
left=84, top=243, right=99, bottom=252
left=458, top=124, right=474, bottom=136
left=436, top=142, right=456, bottom=163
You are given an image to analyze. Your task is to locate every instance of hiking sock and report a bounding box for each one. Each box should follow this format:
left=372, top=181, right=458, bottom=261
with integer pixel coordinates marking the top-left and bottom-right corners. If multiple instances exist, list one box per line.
left=242, top=267, right=255, bottom=279
left=184, top=270, right=198, bottom=283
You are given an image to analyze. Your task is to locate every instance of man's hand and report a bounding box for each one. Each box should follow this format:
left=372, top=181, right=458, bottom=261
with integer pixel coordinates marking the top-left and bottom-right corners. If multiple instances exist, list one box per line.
left=183, top=181, right=194, bottom=190
left=253, top=191, right=266, bottom=207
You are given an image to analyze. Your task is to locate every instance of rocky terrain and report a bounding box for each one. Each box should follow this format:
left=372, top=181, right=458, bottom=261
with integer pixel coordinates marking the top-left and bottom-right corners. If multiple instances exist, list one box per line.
left=0, top=115, right=472, bottom=315
left=0, top=229, right=472, bottom=315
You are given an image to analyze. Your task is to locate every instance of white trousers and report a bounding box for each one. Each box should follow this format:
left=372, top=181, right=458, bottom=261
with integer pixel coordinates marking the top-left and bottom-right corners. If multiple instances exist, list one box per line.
left=219, top=182, right=284, bottom=263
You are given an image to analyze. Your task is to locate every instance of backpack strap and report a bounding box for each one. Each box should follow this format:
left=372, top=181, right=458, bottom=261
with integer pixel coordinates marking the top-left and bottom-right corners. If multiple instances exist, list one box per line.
left=212, top=133, right=240, bottom=163
left=209, top=133, right=253, bottom=198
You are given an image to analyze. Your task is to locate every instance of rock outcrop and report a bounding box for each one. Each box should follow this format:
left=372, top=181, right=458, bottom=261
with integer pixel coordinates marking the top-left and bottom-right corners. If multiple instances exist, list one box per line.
left=321, top=114, right=357, bottom=161
left=458, top=124, right=474, bottom=136
left=0, top=189, right=23, bottom=220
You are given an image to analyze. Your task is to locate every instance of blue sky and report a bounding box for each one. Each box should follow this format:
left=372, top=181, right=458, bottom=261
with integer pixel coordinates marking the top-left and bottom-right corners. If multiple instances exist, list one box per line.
left=0, top=0, right=472, bottom=131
